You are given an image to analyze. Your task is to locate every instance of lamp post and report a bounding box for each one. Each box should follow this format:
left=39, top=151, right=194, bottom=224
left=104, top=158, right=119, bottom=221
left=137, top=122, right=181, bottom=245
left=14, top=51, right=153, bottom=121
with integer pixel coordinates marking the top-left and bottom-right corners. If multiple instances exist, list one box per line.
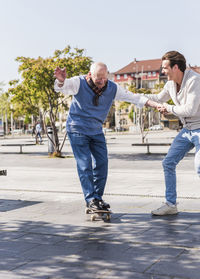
left=117, top=110, right=121, bottom=132
left=10, top=104, right=13, bottom=136
left=115, top=109, right=121, bottom=132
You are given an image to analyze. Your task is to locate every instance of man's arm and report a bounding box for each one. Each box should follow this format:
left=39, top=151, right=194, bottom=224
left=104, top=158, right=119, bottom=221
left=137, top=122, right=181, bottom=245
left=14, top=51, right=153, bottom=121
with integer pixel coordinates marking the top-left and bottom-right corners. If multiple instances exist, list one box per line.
left=145, top=84, right=171, bottom=103
left=163, top=79, right=200, bottom=117
left=54, top=67, right=80, bottom=95
left=115, top=84, right=162, bottom=109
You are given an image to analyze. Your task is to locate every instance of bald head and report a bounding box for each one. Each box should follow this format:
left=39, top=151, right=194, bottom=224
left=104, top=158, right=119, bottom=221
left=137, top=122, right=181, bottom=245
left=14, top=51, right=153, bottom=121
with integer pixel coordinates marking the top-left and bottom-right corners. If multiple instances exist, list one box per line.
left=90, top=62, right=108, bottom=74
left=89, top=62, right=108, bottom=89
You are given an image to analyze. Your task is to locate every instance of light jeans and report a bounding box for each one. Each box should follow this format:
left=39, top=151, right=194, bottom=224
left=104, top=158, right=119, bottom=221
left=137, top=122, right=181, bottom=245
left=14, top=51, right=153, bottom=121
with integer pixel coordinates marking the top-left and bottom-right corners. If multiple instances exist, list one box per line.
left=162, top=128, right=200, bottom=204
left=67, top=132, right=108, bottom=203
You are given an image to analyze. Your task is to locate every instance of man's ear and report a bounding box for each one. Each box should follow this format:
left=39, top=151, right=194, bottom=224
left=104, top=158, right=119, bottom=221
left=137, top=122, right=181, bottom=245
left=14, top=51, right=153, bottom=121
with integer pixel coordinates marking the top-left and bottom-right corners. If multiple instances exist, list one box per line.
left=173, top=64, right=179, bottom=71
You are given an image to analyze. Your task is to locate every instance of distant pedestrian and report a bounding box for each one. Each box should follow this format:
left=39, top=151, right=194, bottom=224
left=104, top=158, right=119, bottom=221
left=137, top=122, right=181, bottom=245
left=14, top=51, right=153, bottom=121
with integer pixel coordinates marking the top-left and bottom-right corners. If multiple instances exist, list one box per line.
left=146, top=51, right=200, bottom=215
left=35, top=121, right=42, bottom=144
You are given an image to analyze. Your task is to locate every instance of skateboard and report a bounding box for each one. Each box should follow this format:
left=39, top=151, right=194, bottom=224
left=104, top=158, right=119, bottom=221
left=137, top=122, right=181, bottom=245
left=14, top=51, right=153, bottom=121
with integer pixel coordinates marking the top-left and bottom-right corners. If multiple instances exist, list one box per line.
left=0, top=170, right=7, bottom=176
left=85, top=207, right=111, bottom=221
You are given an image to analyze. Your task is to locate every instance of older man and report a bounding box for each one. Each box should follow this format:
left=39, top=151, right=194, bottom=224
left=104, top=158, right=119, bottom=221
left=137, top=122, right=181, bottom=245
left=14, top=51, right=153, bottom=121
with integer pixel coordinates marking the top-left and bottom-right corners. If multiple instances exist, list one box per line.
left=54, top=62, right=159, bottom=212
left=146, top=51, right=200, bottom=216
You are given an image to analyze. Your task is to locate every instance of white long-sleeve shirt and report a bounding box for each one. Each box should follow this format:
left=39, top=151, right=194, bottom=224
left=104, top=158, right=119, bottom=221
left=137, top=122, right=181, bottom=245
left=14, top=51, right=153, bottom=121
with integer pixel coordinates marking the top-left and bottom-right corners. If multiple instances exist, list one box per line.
left=54, top=76, right=148, bottom=108
left=146, top=69, right=200, bottom=130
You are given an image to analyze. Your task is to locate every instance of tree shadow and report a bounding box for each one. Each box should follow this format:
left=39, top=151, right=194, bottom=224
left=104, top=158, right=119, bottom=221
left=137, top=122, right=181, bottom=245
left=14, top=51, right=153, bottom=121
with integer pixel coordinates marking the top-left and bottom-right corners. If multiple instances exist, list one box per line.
left=0, top=211, right=200, bottom=278
left=108, top=152, right=194, bottom=162
left=108, top=153, right=166, bottom=161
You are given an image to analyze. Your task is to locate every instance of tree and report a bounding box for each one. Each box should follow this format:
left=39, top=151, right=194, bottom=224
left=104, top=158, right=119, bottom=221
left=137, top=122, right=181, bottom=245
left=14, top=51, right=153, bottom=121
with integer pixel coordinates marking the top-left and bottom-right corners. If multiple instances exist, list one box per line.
left=8, top=46, right=92, bottom=156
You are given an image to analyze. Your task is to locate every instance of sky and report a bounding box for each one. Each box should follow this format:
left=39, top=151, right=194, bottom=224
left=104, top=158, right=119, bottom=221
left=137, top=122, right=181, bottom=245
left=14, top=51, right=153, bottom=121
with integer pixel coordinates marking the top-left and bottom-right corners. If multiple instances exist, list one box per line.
left=1, top=0, right=200, bottom=90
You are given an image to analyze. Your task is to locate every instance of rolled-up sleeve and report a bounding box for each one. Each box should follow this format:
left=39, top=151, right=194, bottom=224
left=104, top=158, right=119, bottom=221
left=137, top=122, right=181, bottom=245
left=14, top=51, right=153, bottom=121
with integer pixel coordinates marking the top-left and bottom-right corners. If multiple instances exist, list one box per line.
left=115, top=84, right=148, bottom=108
left=54, top=76, right=80, bottom=95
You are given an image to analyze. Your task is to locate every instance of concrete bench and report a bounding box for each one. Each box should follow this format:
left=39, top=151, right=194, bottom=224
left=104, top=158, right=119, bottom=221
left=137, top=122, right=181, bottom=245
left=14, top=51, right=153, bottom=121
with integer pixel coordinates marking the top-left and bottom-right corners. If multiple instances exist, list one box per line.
left=131, top=143, right=171, bottom=154
left=1, top=143, right=36, bottom=154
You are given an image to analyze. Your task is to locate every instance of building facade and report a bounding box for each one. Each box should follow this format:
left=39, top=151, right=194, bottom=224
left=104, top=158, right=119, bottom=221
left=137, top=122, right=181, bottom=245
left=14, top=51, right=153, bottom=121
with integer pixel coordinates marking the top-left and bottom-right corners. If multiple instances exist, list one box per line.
left=114, top=58, right=167, bottom=89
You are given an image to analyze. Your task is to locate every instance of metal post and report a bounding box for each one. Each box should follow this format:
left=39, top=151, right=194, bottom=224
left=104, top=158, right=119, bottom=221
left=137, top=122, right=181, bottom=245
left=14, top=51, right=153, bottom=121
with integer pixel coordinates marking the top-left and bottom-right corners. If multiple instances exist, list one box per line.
left=47, top=127, right=54, bottom=154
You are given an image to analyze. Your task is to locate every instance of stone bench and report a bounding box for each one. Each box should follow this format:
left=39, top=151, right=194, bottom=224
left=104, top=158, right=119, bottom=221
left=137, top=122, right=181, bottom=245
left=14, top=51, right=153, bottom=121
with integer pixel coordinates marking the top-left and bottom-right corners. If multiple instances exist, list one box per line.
left=1, top=143, right=36, bottom=154
left=131, top=143, right=171, bottom=154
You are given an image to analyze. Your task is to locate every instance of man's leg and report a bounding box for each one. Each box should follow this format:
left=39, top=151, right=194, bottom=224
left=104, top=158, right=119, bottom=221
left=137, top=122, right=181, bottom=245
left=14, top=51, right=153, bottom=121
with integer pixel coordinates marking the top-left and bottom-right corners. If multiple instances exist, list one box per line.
left=163, top=129, right=194, bottom=204
left=38, top=132, right=42, bottom=143
left=152, top=129, right=194, bottom=215
left=68, top=132, right=95, bottom=203
left=90, top=133, right=108, bottom=201
left=191, top=129, right=200, bottom=177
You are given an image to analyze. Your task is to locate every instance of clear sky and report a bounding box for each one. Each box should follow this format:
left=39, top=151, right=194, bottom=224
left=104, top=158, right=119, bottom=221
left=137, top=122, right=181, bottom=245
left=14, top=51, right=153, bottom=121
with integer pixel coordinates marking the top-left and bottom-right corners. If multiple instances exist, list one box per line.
left=1, top=0, right=200, bottom=90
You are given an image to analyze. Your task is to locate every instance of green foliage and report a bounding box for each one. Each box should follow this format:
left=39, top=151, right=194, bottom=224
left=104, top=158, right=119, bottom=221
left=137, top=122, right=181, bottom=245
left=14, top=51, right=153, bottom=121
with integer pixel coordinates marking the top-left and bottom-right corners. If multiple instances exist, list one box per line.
left=119, top=102, right=130, bottom=110
left=154, top=82, right=164, bottom=90
left=24, top=115, right=32, bottom=125
left=8, top=46, right=92, bottom=155
left=9, top=46, right=92, bottom=119
left=0, top=91, right=11, bottom=118
left=128, top=85, right=151, bottom=94
left=128, top=108, right=133, bottom=121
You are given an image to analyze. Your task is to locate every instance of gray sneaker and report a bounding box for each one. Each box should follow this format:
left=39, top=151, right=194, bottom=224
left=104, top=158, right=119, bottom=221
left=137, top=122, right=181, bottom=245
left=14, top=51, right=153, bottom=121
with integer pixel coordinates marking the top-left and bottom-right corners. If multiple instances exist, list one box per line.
left=151, top=203, right=178, bottom=216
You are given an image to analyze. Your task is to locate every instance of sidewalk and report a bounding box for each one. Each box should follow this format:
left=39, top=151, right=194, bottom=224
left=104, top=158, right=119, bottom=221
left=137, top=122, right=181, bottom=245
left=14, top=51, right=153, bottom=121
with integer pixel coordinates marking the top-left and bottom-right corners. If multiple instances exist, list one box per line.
left=0, top=130, right=200, bottom=279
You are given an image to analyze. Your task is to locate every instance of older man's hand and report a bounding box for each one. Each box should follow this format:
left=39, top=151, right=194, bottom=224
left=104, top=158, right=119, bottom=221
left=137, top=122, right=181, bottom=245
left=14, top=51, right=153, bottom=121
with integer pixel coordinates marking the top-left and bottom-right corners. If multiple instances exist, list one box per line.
left=157, top=104, right=168, bottom=114
left=54, top=67, right=66, bottom=83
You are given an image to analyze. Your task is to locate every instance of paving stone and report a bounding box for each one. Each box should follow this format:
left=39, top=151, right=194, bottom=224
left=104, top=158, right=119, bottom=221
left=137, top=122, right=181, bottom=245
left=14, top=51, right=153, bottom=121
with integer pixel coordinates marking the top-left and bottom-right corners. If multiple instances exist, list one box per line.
left=12, top=258, right=173, bottom=279
left=16, top=232, right=68, bottom=245
left=147, top=249, right=200, bottom=279
left=0, top=255, right=31, bottom=271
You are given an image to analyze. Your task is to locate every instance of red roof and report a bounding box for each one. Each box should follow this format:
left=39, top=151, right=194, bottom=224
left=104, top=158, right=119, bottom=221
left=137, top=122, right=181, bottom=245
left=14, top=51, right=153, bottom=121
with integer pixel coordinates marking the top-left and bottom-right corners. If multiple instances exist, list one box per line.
left=114, top=59, right=162, bottom=74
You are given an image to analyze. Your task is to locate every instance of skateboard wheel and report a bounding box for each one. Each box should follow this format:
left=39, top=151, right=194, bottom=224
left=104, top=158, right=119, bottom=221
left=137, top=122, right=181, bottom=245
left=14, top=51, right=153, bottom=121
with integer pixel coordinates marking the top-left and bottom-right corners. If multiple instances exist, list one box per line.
left=85, top=208, right=90, bottom=214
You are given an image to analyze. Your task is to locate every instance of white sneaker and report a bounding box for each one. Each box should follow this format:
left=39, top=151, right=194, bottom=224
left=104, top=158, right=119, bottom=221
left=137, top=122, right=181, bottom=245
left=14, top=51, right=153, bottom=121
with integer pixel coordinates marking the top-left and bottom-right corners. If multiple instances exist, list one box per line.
left=151, top=203, right=178, bottom=216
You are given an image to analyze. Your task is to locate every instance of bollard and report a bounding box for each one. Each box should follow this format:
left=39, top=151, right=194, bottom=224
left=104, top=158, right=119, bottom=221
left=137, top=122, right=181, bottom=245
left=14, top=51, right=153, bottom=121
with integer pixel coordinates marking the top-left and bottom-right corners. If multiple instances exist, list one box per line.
left=47, top=127, right=54, bottom=154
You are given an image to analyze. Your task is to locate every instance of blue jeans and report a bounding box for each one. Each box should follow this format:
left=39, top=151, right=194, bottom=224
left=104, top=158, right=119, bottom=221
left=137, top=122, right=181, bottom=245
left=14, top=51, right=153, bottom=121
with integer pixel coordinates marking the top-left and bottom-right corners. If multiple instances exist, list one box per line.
left=36, top=132, right=42, bottom=143
left=163, top=128, right=200, bottom=204
left=67, top=132, right=108, bottom=203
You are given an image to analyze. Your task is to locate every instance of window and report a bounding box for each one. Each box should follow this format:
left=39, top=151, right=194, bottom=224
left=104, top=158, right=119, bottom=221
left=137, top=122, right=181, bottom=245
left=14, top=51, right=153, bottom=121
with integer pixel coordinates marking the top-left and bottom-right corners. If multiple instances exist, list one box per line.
left=153, top=72, right=156, bottom=76
left=124, top=74, right=127, bottom=79
left=122, top=119, right=127, bottom=125
left=148, top=72, right=151, bottom=77
left=148, top=81, right=156, bottom=89
left=117, top=74, right=120, bottom=80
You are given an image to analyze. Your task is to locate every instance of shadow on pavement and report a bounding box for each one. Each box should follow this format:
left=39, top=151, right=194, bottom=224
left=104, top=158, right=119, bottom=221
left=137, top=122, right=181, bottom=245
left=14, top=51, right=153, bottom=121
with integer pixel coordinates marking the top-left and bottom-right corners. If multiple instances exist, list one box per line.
left=0, top=212, right=200, bottom=278
left=108, top=152, right=194, bottom=161
left=0, top=199, right=42, bottom=212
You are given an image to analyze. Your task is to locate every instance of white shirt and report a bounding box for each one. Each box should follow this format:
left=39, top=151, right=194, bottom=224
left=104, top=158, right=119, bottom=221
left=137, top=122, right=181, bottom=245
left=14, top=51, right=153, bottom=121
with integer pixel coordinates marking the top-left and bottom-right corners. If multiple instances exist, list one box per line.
left=146, top=69, right=200, bottom=130
left=35, top=123, right=41, bottom=132
left=54, top=76, right=148, bottom=108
